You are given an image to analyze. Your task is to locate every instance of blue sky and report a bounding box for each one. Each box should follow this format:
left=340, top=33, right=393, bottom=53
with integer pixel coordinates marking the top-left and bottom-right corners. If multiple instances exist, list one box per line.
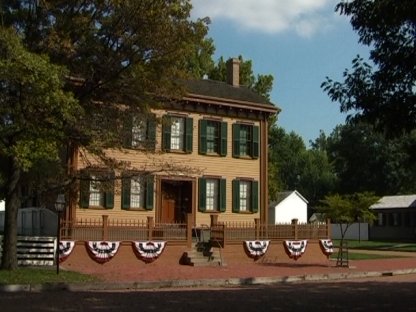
left=191, top=0, right=370, bottom=146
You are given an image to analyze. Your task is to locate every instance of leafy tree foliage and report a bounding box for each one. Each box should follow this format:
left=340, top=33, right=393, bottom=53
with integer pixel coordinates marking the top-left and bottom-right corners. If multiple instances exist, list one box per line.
left=0, top=0, right=210, bottom=270
left=318, top=192, right=378, bottom=244
left=0, top=28, right=80, bottom=269
left=322, top=0, right=416, bottom=137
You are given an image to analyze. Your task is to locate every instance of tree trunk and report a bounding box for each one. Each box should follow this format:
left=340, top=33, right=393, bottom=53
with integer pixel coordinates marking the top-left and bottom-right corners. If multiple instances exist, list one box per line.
left=1, top=156, right=21, bottom=270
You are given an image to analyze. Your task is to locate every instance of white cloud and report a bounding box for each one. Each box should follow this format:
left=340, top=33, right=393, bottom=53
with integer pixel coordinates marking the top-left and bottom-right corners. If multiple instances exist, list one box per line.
left=191, top=0, right=338, bottom=38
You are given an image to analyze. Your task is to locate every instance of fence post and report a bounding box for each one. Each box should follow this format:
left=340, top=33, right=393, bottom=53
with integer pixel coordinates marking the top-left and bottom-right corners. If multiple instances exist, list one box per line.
left=255, top=218, right=260, bottom=240
left=102, top=215, right=109, bottom=241
left=210, top=214, right=218, bottom=226
left=291, top=218, right=298, bottom=240
left=147, top=216, right=154, bottom=241
left=186, top=213, right=193, bottom=249
left=326, top=218, right=331, bottom=238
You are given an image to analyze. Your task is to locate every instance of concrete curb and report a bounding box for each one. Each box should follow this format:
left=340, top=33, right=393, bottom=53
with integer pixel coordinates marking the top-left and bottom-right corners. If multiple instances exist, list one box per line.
left=2, top=268, right=416, bottom=292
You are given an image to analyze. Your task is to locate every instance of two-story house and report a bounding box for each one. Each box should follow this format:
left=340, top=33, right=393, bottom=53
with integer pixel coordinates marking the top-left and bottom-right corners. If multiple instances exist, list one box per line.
left=66, top=58, right=279, bottom=230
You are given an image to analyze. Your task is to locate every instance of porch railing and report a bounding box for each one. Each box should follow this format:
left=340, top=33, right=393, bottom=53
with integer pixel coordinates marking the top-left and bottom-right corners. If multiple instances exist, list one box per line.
left=60, top=214, right=331, bottom=245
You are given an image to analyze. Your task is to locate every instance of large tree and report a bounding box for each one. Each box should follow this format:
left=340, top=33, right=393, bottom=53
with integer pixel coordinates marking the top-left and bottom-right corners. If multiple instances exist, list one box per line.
left=322, top=0, right=416, bottom=137
left=1, top=0, right=210, bottom=270
left=0, top=28, right=80, bottom=269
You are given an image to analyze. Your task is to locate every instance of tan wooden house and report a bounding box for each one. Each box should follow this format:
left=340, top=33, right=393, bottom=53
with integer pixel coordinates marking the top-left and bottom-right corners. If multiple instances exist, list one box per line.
left=66, top=58, right=279, bottom=229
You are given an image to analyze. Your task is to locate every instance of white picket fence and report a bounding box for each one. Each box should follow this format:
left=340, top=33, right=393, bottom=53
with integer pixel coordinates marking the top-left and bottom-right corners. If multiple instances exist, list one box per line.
left=0, top=236, right=56, bottom=266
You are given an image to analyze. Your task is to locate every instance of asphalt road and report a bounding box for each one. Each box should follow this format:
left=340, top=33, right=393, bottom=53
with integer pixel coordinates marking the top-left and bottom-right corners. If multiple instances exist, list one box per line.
left=1, top=275, right=416, bottom=311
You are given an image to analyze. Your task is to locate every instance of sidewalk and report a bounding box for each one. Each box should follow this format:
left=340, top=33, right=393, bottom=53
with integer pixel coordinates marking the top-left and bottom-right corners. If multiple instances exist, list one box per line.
left=2, top=250, right=416, bottom=292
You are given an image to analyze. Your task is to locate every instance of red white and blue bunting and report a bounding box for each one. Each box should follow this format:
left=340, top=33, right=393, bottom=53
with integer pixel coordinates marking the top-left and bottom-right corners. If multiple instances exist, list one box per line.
left=319, top=239, right=334, bottom=257
left=86, top=241, right=120, bottom=263
left=244, top=240, right=270, bottom=259
left=283, top=240, right=308, bottom=260
left=59, top=240, right=75, bottom=263
left=132, top=241, right=167, bottom=263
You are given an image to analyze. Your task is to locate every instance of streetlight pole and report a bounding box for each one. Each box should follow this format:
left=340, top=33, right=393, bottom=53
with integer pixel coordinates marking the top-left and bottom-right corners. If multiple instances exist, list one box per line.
left=54, top=194, right=65, bottom=275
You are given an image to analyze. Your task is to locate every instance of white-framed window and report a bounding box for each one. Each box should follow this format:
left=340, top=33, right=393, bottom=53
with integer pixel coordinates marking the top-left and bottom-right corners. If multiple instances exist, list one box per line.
left=80, top=172, right=114, bottom=209
left=206, top=179, right=219, bottom=211
left=131, top=118, right=147, bottom=148
left=89, top=176, right=104, bottom=207
left=130, top=178, right=145, bottom=208
left=121, top=174, right=154, bottom=210
left=239, top=180, right=250, bottom=212
left=170, top=117, right=185, bottom=150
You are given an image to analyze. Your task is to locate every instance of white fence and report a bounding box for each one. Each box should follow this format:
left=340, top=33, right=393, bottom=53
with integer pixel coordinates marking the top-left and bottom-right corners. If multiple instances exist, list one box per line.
left=331, top=223, right=369, bottom=240
left=0, top=236, right=56, bottom=266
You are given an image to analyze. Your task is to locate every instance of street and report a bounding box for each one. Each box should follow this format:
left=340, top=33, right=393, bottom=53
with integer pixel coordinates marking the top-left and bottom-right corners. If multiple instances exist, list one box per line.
left=1, top=275, right=416, bottom=311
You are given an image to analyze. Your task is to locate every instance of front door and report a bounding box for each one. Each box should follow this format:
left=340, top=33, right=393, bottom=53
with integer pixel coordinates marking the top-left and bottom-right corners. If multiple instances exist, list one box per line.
left=161, top=180, right=192, bottom=223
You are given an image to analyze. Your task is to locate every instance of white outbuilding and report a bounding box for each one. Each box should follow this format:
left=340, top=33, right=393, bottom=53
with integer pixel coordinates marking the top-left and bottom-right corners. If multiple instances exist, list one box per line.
left=268, top=190, right=308, bottom=224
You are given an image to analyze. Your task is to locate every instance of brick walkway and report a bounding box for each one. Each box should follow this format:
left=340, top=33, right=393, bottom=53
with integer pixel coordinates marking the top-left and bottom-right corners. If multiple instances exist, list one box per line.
left=68, top=251, right=416, bottom=283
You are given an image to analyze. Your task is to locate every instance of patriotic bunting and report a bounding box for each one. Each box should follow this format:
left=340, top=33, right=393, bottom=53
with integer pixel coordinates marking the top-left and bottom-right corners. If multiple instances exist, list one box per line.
left=132, top=241, right=167, bottom=263
left=86, top=241, right=120, bottom=263
left=319, top=239, right=334, bottom=257
left=244, top=240, right=270, bottom=259
left=59, top=240, right=75, bottom=263
left=283, top=240, right=308, bottom=260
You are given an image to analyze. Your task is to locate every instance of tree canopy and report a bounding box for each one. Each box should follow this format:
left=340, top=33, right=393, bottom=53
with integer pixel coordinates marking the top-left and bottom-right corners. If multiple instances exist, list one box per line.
left=322, top=0, right=416, bottom=137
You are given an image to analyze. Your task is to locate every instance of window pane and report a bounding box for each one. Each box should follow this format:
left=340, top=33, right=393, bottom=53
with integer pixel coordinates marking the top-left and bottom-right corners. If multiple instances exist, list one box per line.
left=89, top=176, right=104, bottom=206
left=239, top=125, right=251, bottom=156
left=130, top=178, right=144, bottom=208
left=206, top=179, right=218, bottom=211
left=239, top=181, right=251, bottom=212
left=170, top=117, right=184, bottom=150
left=206, top=121, right=219, bottom=153
left=131, top=118, right=146, bottom=148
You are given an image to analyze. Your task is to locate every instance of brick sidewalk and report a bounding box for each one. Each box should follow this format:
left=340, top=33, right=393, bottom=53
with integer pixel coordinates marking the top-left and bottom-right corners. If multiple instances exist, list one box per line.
left=64, top=254, right=416, bottom=283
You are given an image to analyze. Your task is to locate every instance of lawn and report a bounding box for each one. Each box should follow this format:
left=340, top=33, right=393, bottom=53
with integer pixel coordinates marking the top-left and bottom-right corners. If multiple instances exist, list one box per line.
left=333, top=240, right=416, bottom=252
left=0, top=267, right=99, bottom=285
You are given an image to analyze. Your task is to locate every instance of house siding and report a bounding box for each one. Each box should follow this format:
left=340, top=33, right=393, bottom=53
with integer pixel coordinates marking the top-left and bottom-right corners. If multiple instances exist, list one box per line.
left=73, top=109, right=263, bottom=225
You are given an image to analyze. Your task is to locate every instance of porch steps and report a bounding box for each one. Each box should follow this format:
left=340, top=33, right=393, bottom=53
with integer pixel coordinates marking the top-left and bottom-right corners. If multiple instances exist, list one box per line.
left=182, top=242, right=225, bottom=267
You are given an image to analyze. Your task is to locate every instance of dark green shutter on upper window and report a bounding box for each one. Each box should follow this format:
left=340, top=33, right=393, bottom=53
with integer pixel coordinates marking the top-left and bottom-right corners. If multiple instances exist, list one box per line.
left=121, top=178, right=131, bottom=210
left=104, top=174, right=115, bottom=209
left=198, top=178, right=207, bottom=212
left=79, top=178, right=90, bottom=208
left=220, top=122, right=227, bottom=156
left=232, top=124, right=240, bottom=158
left=185, top=117, right=193, bottom=153
left=251, top=181, right=259, bottom=213
left=252, top=126, right=259, bottom=158
left=124, top=115, right=133, bottom=148
left=147, top=115, right=156, bottom=150
left=162, top=115, right=171, bottom=151
left=145, top=175, right=154, bottom=210
left=232, top=179, right=240, bottom=213
left=219, top=179, right=226, bottom=212
left=199, top=119, right=207, bottom=155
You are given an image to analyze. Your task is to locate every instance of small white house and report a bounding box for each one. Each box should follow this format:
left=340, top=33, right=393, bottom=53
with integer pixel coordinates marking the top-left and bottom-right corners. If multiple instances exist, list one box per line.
left=269, top=190, right=308, bottom=224
left=0, top=200, right=4, bottom=211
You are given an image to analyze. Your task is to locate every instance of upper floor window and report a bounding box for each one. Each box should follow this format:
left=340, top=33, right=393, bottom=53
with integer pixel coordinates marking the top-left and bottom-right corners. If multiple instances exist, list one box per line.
left=232, top=123, right=259, bottom=158
left=121, top=174, right=154, bottom=210
left=125, top=114, right=156, bottom=150
left=198, top=177, right=226, bottom=212
left=232, top=179, right=258, bottom=213
left=80, top=171, right=114, bottom=209
left=199, top=119, right=227, bottom=156
left=162, top=115, right=193, bottom=153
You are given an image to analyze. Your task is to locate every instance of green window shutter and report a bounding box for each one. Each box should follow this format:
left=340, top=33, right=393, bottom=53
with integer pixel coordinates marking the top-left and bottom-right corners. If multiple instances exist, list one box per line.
left=105, top=175, right=115, bottom=209
left=121, top=178, right=131, bottom=210
left=162, top=115, right=171, bottom=151
left=199, top=119, right=207, bottom=155
left=219, top=178, right=226, bottom=212
left=185, top=117, right=193, bottom=153
left=232, top=124, right=240, bottom=158
left=123, top=115, right=133, bottom=148
left=79, top=177, right=90, bottom=208
left=147, top=114, right=156, bottom=150
left=232, top=179, right=240, bottom=213
left=252, top=126, right=259, bottom=158
left=251, top=180, right=259, bottom=213
left=220, top=122, right=227, bottom=156
left=198, top=178, right=206, bottom=212
left=145, top=175, right=154, bottom=210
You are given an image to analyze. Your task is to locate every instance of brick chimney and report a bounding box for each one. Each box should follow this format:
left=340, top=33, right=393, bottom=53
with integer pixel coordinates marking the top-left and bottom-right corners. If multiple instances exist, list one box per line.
left=226, top=58, right=240, bottom=87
